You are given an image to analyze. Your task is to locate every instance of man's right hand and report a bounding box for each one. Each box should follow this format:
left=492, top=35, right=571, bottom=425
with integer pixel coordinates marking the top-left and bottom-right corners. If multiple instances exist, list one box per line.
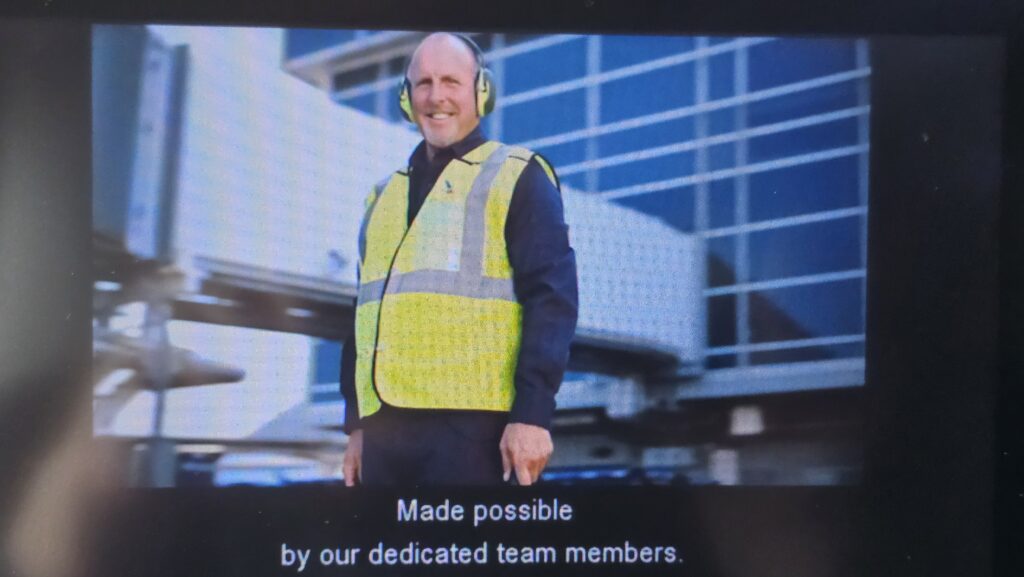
left=343, top=429, right=363, bottom=487
left=500, top=422, right=553, bottom=486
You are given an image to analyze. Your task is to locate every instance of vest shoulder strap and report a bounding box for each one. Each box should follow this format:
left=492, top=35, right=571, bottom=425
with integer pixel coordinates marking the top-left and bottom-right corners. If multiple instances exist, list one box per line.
left=366, top=170, right=408, bottom=205
left=359, top=171, right=408, bottom=264
left=504, top=145, right=560, bottom=191
left=531, top=152, right=560, bottom=191
left=462, top=140, right=504, bottom=164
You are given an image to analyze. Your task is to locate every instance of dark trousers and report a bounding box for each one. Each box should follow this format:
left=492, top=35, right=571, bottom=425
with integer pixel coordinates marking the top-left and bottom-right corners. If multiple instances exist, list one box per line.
left=361, top=408, right=507, bottom=486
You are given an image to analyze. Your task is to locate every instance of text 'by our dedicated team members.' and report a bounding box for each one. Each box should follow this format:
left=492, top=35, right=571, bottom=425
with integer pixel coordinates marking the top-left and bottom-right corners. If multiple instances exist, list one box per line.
left=279, top=498, right=683, bottom=571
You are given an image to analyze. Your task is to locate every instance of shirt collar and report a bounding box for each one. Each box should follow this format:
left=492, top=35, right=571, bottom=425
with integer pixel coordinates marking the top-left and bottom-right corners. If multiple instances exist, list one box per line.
left=409, top=125, right=487, bottom=171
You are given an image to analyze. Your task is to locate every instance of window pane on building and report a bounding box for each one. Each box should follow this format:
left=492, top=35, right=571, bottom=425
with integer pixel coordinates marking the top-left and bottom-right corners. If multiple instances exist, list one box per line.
left=599, top=150, right=695, bottom=191
left=535, top=140, right=589, bottom=172
left=286, top=29, right=359, bottom=60
left=748, top=39, right=857, bottom=91
left=748, top=82, right=859, bottom=128
left=560, top=172, right=589, bottom=192
left=708, top=51, right=735, bottom=100
left=707, top=108, right=736, bottom=136
left=504, top=37, right=587, bottom=94
left=708, top=294, right=737, bottom=348
left=750, top=279, right=863, bottom=342
left=748, top=156, right=861, bottom=221
left=600, top=64, right=696, bottom=124
left=503, top=90, right=586, bottom=142
left=332, top=65, right=379, bottom=93
left=708, top=179, right=736, bottom=228
left=597, top=116, right=696, bottom=158
left=747, top=218, right=861, bottom=281
left=748, top=117, right=859, bottom=164
left=708, top=141, right=735, bottom=171
left=600, top=35, right=696, bottom=71
left=310, top=340, right=343, bottom=404
left=707, top=236, right=737, bottom=287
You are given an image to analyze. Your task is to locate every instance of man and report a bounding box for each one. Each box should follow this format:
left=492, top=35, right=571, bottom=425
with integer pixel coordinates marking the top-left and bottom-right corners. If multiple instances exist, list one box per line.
left=340, top=32, right=578, bottom=486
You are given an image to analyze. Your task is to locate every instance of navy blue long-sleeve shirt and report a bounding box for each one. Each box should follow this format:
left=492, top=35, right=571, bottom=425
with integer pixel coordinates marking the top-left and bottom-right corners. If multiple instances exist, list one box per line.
left=340, top=126, right=578, bottom=432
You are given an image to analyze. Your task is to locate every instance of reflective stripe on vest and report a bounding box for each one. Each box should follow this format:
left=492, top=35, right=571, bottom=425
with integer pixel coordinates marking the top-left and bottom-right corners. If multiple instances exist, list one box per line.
left=354, top=142, right=551, bottom=418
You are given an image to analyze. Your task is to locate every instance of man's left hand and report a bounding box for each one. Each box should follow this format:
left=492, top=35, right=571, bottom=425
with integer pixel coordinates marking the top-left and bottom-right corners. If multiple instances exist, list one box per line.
left=499, top=423, right=553, bottom=486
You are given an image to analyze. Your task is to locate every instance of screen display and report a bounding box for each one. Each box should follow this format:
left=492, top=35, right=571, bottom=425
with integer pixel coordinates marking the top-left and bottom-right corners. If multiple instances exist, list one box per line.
left=92, top=26, right=870, bottom=488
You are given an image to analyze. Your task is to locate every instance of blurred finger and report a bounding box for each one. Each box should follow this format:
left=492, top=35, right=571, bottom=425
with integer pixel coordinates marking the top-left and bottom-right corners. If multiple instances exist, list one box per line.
left=530, top=460, right=543, bottom=484
left=344, top=460, right=355, bottom=487
left=515, top=462, right=533, bottom=486
left=500, top=439, right=512, bottom=483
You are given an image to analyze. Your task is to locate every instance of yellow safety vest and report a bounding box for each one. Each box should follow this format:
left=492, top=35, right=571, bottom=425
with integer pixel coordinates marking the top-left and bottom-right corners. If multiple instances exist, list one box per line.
left=354, top=141, right=558, bottom=418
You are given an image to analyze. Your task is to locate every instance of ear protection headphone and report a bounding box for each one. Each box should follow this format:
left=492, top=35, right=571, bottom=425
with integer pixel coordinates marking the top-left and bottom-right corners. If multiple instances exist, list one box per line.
left=398, top=33, right=496, bottom=123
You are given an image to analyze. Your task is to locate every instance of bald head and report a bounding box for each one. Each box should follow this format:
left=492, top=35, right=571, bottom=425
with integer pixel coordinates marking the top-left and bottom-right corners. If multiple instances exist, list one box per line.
left=407, top=33, right=479, bottom=81
left=405, top=33, right=483, bottom=160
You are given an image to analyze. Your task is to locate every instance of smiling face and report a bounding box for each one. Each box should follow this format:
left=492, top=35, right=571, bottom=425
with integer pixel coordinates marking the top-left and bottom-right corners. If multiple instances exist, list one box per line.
left=407, top=34, right=481, bottom=160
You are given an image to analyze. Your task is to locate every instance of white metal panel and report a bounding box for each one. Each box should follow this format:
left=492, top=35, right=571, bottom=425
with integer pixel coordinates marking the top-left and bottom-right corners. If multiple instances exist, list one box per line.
left=565, top=191, right=705, bottom=364
left=149, top=25, right=418, bottom=285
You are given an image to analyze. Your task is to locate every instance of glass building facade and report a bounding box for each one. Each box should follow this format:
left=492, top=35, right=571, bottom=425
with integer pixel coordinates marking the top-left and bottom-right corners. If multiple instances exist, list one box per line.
left=290, top=31, right=869, bottom=385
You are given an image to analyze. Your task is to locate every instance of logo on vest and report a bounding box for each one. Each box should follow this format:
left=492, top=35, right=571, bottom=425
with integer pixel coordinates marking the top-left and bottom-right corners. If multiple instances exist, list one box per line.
left=443, top=180, right=454, bottom=194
